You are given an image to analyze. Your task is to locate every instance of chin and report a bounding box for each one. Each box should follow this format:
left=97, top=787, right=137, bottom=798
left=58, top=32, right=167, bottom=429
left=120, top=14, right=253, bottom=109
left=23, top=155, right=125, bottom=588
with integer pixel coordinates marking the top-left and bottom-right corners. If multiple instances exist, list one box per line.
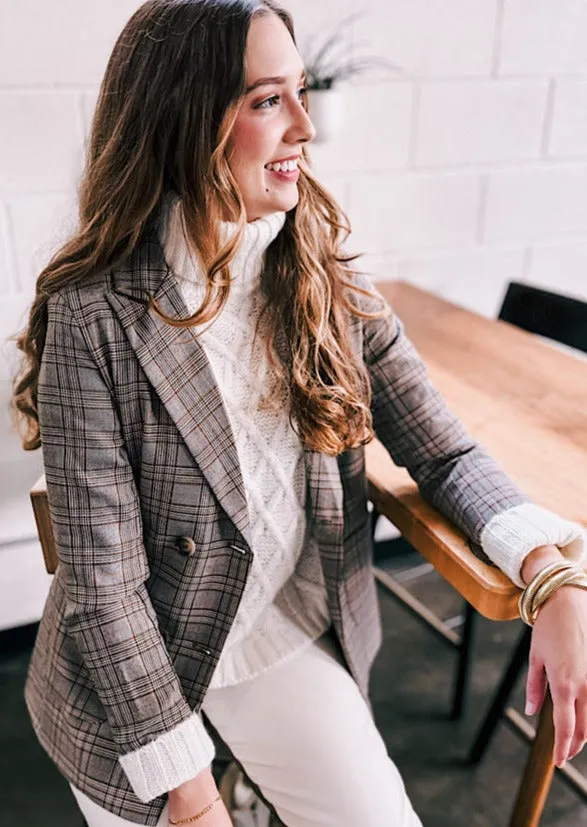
left=245, top=189, right=299, bottom=220
left=266, top=192, right=299, bottom=215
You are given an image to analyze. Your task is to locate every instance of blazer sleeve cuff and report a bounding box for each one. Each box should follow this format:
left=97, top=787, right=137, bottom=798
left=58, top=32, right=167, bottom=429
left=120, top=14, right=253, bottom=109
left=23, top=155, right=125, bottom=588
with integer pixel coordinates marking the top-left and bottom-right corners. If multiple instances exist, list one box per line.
left=118, top=712, right=216, bottom=803
left=480, top=502, right=587, bottom=588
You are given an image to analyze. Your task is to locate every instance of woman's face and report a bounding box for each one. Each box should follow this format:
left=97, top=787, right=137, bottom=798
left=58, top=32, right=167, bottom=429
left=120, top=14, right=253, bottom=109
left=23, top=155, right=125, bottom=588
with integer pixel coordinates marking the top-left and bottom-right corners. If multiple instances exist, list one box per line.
left=227, top=12, right=316, bottom=222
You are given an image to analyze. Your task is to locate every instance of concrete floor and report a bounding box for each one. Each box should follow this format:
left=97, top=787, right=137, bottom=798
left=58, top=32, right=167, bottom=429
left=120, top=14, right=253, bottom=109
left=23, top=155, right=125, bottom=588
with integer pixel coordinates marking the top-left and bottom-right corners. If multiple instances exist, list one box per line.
left=1, top=541, right=586, bottom=826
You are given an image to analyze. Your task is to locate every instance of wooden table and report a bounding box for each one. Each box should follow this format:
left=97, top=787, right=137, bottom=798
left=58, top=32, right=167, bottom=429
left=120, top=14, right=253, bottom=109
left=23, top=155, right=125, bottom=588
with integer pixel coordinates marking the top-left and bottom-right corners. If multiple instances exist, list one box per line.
left=366, top=281, right=587, bottom=827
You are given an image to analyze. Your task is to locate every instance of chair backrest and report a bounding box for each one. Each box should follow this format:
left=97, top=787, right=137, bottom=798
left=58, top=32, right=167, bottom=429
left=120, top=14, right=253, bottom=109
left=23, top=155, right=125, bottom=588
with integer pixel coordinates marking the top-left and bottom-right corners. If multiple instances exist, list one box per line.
left=498, top=282, right=587, bottom=355
left=30, top=474, right=58, bottom=574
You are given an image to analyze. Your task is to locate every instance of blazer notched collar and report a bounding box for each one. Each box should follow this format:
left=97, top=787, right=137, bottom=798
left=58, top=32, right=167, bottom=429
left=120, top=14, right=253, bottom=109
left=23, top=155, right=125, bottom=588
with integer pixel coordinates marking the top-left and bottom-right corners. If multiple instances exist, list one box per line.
left=105, top=235, right=345, bottom=556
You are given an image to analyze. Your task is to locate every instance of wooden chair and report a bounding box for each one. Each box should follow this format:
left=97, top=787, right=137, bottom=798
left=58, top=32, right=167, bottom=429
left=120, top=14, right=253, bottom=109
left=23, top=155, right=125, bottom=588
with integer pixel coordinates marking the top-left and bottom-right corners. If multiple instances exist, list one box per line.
left=371, top=281, right=587, bottom=801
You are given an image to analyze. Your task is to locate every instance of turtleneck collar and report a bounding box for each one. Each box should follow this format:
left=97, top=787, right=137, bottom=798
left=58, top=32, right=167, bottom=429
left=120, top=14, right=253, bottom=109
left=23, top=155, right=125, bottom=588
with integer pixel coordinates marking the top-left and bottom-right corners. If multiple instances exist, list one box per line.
left=160, top=197, right=287, bottom=297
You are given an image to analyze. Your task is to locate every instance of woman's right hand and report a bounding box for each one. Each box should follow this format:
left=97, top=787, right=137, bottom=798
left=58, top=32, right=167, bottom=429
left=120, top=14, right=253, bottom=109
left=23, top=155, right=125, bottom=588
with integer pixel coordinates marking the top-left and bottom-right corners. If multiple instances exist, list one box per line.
left=168, top=768, right=233, bottom=826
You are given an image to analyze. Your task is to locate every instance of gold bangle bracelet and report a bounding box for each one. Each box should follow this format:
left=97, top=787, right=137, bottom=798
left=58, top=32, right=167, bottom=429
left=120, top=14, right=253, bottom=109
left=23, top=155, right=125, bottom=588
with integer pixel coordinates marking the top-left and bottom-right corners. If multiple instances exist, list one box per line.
left=523, top=568, right=582, bottom=625
left=519, top=565, right=587, bottom=626
left=533, top=570, right=587, bottom=613
left=169, top=794, right=222, bottom=825
left=518, top=561, right=575, bottom=625
left=532, top=571, right=587, bottom=620
left=520, top=561, right=574, bottom=611
left=519, top=566, right=573, bottom=626
left=527, top=575, right=587, bottom=625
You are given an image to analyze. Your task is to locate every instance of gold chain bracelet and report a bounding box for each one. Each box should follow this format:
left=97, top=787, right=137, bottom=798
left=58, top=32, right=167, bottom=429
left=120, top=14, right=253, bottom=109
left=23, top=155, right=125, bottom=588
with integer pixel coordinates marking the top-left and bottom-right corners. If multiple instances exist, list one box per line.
left=169, top=794, right=222, bottom=825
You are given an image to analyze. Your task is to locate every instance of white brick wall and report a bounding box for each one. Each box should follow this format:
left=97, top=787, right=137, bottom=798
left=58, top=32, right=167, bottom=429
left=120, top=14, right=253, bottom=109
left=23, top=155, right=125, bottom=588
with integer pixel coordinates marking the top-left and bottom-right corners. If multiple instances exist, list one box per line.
left=349, top=171, right=482, bottom=252
left=2, top=0, right=587, bottom=379
left=528, top=241, right=587, bottom=294
left=0, top=93, right=84, bottom=194
left=1, top=1, right=587, bottom=624
left=397, top=247, right=526, bottom=318
left=549, top=80, right=587, bottom=157
left=485, top=165, right=587, bottom=243
left=353, top=0, right=498, bottom=77
left=415, top=81, right=548, bottom=166
left=499, top=0, right=587, bottom=76
left=309, top=83, right=413, bottom=173
left=0, top=0, right=143, bottom=86
left=3, top=0, right=587, bottom=378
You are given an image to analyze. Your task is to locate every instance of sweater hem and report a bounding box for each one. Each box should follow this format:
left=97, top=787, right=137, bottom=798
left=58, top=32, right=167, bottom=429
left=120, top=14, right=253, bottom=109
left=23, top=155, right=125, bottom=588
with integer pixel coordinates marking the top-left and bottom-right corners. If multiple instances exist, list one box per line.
left=480, top=502, right=587, bottom=588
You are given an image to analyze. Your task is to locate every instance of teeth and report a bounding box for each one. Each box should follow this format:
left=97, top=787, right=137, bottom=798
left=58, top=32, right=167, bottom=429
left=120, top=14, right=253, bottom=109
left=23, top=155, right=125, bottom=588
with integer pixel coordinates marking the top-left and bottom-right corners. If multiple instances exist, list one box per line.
left=266, top=159, right=298, bottom=172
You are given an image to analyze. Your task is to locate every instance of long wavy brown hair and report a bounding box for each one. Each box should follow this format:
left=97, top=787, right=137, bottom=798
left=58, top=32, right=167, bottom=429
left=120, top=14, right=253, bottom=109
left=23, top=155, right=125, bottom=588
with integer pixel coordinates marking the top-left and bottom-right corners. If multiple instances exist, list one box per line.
left=12, top=0, right=386, bottom=456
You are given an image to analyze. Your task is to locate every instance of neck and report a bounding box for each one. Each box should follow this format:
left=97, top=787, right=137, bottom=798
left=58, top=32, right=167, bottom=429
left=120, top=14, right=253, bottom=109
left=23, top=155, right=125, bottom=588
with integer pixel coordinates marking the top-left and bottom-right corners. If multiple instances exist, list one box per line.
left=160, top=199, right=287, bottom=296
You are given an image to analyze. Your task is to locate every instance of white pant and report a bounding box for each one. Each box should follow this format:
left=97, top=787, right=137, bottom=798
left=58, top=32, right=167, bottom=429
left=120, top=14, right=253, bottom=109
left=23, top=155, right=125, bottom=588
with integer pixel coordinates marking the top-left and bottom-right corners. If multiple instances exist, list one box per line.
left=71, top=632, right=423, bottom=827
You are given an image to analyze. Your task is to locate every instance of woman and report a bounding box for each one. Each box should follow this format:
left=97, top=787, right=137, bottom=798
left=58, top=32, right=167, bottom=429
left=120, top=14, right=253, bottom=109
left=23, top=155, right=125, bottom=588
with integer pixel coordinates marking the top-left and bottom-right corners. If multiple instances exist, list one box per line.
left=12, top=1, right=587, bottom=825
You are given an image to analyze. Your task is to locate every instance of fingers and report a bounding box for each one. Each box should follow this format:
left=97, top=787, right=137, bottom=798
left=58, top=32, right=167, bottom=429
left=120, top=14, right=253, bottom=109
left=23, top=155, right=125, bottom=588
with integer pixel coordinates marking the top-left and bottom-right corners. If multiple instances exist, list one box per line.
left=527, top=646, right=578, bottom=767
left=568, top=696, right=587, bottom=762
left=550, top=679, right=577, bottom=768
left=525, top=657, right=547, bottom=717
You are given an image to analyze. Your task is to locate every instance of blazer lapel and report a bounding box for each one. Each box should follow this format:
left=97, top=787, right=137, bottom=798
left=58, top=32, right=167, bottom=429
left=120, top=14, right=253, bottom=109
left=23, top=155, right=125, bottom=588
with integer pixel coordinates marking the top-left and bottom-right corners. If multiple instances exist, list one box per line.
left=106, top=235, right=251, bottom=544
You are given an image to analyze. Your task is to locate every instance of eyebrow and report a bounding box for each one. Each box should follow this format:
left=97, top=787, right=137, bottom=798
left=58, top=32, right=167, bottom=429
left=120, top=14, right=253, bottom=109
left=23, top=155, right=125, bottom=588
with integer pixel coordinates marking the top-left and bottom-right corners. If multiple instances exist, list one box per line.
left=246, top=70, right=306, bottom=94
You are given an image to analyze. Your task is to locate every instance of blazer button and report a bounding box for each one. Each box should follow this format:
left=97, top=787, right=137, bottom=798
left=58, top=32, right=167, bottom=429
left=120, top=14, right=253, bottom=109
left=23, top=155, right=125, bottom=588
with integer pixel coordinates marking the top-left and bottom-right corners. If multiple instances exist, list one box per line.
left=192, top=642, right=213, bottom=656
left=175, top=536, right=197, bottom=556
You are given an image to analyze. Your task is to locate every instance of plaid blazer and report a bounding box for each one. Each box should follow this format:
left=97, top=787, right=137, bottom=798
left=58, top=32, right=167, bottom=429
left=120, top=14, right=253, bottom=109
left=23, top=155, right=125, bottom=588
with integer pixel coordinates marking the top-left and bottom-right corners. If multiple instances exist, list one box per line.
left=25, top=233, right=530, bottom=824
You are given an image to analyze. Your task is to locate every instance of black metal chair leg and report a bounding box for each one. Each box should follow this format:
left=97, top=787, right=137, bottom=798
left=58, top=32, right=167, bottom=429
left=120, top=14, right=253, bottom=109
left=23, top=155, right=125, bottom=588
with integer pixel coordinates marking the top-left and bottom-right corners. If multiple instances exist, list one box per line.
left=468, top=625, right=532, bottom=764
left=450, top=601, right=477, bottom=721
left=372, top=506, right=477, bottom=721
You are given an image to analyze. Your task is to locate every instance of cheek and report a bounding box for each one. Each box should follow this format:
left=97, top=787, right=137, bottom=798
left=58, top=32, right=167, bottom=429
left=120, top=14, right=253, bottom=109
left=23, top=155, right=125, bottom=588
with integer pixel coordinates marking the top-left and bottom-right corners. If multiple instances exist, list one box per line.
left=230, top=117, right=272, bottom=170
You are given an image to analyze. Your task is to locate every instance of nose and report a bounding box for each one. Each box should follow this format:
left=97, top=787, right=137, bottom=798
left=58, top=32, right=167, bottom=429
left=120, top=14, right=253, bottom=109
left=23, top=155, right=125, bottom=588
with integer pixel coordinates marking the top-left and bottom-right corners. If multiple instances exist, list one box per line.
left=288, top=97, right=316, bottom=145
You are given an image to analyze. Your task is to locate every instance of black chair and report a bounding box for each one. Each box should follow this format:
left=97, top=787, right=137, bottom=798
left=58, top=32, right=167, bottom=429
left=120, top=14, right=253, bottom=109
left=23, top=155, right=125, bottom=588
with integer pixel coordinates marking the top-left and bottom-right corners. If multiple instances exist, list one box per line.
left=498, top=281, right=587, bottom=352
left=372, top=282, right=587, bottom=767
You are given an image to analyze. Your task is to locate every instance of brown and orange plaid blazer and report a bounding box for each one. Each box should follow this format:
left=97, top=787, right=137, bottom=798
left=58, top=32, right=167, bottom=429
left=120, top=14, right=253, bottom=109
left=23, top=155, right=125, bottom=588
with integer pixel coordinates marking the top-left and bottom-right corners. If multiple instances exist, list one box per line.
left=25, top=233, right=528, bottom=824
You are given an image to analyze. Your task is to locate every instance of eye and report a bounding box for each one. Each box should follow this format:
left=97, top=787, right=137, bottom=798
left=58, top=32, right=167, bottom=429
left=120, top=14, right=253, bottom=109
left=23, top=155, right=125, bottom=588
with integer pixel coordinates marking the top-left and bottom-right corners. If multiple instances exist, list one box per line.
left=256, top=94, right=280, bottom=110
left=255, top=87, right=308, bottom=111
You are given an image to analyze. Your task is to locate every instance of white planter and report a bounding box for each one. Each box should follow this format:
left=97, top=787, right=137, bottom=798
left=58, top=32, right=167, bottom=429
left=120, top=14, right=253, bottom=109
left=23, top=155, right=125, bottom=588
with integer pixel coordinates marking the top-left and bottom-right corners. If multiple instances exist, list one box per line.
left=307, top=88, right=345, bottom=144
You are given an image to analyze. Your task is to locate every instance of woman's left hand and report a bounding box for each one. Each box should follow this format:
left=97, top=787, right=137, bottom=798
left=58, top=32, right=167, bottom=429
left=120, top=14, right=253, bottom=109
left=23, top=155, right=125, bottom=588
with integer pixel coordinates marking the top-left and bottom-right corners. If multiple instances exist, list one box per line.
left=525, top=584, right=587, bottom=767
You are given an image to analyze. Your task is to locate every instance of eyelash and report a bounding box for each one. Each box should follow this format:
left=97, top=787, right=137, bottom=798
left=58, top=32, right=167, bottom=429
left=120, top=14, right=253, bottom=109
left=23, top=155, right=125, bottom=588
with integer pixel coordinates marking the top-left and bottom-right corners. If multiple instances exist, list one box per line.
left=256, top=87, right=308, bottom=111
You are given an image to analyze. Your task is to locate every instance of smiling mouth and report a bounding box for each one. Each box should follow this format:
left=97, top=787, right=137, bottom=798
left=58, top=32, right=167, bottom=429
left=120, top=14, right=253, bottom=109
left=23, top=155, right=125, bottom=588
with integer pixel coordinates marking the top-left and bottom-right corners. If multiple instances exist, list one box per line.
left=264, top=159, right=299, bottom=173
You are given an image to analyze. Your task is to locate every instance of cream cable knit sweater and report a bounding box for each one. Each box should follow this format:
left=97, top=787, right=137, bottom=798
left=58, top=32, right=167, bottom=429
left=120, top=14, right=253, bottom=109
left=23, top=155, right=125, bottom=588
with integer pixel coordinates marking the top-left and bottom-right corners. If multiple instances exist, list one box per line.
left=162, top=203, right=330, bottom=690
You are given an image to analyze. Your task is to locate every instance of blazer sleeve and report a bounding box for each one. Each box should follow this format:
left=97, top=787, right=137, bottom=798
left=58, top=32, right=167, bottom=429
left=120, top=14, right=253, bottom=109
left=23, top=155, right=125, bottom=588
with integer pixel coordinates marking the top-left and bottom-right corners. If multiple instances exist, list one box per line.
left=357, top=276, right=586, bottom=587
left=38, top=292, right=215, bottom=802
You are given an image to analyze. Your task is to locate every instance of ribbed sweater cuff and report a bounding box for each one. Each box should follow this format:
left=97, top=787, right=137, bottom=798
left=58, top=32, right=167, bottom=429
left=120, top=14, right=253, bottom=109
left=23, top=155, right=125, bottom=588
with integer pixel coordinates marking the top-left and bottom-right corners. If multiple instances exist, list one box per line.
left=119, top=713, right=215, bottom=803
left=480, top=503, right=587, bottom=588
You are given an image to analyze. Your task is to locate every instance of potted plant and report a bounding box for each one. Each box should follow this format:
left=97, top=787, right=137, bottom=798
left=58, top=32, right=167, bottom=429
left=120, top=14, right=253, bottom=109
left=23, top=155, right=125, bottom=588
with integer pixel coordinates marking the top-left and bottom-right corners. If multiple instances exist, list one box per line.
left=302, top=13, right=397, bottom=143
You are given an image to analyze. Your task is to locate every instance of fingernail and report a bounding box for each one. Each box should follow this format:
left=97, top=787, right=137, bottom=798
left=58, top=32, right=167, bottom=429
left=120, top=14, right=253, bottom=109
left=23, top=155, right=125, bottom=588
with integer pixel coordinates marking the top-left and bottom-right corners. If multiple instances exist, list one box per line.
left=525, top=701, right=535, bottom=716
